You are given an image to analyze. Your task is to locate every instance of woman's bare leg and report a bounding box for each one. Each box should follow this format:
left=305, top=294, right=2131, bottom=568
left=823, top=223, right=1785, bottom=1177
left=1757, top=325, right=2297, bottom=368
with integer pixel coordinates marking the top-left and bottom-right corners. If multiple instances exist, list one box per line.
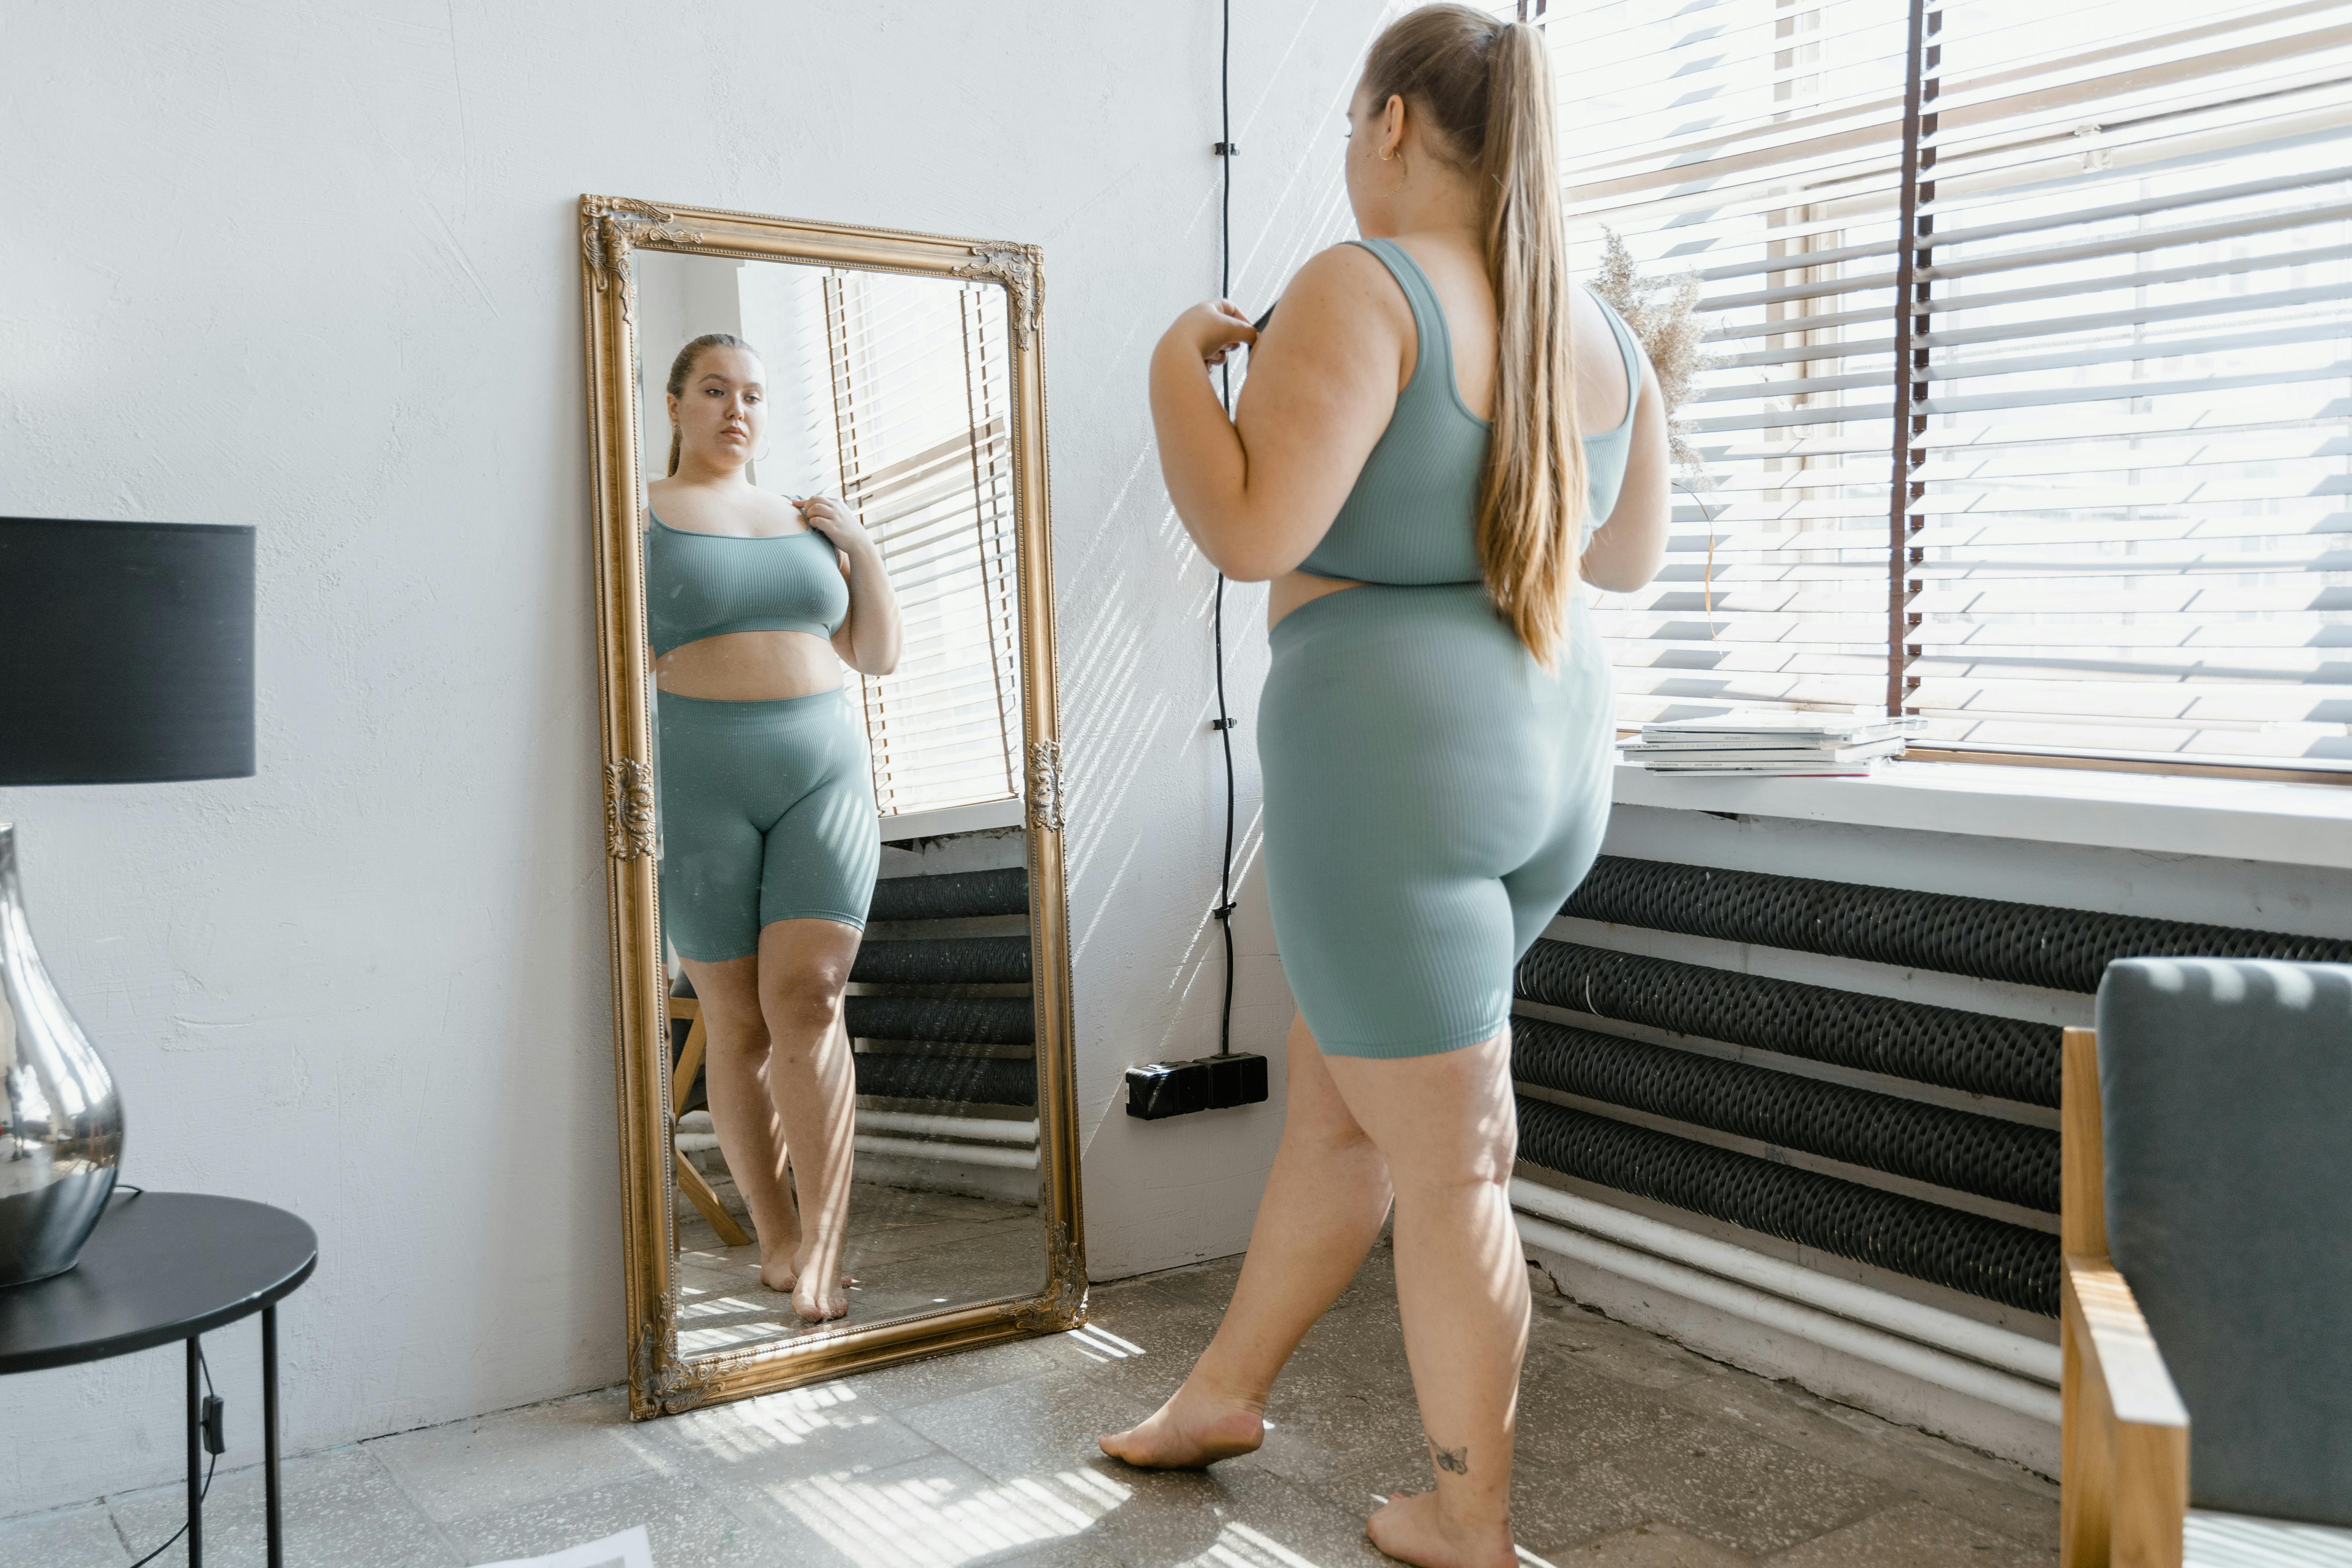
left=1100, top=1011, right=1395, bottom=1466
left=677, top=954, right=800, bottom=1291
left=1326, top=1031, right=1524, bottom=1568
left=757, top=917, right=862, bottom=1323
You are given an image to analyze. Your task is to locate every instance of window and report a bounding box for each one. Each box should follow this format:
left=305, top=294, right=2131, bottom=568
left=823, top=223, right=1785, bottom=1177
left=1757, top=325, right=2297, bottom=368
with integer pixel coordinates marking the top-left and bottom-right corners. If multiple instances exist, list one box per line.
left=810, top=271, right=1024, bottom=820
left=1539, top=0, right=2352, bottom=778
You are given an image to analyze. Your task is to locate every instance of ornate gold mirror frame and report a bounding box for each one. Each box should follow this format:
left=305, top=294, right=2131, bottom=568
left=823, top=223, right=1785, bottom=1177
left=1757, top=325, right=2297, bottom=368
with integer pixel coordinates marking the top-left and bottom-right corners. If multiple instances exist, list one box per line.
left=577, top=195, right=1085, bottom=1417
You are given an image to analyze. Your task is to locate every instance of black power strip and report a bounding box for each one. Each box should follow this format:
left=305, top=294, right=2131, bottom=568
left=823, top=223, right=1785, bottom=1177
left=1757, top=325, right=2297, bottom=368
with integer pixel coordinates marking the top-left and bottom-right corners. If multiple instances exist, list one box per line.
left=1125, top=1052, right=1269, bottom=1119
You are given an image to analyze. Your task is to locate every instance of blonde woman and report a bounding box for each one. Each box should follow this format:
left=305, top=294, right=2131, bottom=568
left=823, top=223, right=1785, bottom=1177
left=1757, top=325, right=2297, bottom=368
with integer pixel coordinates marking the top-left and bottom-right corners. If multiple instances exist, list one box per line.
left=1103, top=9, right=1670, bottom=1566
left=646, top=333, right=901, bottom=1324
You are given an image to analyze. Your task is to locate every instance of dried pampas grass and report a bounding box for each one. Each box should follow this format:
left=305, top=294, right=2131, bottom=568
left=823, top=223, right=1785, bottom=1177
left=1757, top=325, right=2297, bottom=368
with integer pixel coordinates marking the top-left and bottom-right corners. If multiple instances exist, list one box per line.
left=1588, top=229, right=1715, bottom=485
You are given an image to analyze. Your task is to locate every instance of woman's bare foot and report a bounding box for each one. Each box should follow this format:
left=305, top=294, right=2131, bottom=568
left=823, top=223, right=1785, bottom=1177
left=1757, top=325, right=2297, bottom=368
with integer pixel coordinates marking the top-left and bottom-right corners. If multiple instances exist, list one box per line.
left=1099, top=1379, right=1266, bottom=1468
left=758, top=1249, right=803, bottom=1295
left=1365, top=1491, right=1517, bottom=1568
left=791, top=1272, right=849, bottom=1322
left=787, top=1239, right=851, bottom=1321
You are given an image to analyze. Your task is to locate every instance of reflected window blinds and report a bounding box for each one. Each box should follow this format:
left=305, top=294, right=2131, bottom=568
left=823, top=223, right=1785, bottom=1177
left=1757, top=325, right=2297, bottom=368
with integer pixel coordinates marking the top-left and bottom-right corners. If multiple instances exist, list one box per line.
left=1540, top=0, right=2352, bottom=775
left=814, top=272, right=1024, bottom=818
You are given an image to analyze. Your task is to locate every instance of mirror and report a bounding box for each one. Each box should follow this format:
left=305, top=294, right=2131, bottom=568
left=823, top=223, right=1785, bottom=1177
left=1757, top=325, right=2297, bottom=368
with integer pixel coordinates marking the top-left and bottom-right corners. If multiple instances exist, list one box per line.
left=579, top=197, right=1083, bottom=1415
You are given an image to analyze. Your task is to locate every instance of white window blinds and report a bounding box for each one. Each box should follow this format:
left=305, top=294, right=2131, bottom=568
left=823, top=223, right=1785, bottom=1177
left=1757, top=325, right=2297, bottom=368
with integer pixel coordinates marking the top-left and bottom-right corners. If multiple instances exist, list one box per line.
left=1537, top=0, right=2352, bottom=777
left=813, top=271, right=1024, bottom=818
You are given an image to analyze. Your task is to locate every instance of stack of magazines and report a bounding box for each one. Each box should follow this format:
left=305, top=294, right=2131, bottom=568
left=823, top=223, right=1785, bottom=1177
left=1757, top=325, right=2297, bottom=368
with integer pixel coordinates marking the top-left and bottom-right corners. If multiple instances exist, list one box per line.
left=1624, top=711, right=1926, bottom=776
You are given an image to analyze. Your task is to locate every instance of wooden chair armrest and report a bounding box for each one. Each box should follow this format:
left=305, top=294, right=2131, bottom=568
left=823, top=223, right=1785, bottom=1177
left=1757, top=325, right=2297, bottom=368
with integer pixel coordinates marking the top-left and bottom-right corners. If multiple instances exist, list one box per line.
left=2063, top=1253, right=2190, bottom=1568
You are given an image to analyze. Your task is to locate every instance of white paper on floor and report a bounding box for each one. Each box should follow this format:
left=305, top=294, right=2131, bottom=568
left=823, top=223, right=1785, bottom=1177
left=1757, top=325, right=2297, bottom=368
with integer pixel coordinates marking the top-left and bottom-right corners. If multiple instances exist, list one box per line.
left=470, top=1524, right=654, bottom=1568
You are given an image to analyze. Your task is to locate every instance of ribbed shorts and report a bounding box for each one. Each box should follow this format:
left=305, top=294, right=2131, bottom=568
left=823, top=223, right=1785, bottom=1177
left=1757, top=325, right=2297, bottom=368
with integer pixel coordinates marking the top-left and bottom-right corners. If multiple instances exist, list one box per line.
left=655, top=689, right=879, bottom=961
left=1257, top=583, right=1613, bottom=1058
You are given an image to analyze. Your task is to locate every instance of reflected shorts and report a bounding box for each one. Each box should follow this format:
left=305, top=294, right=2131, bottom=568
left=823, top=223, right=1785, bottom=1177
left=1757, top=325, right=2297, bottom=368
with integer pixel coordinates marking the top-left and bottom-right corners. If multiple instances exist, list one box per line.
left=655, top=689, right=879, bottom=961
left=1257, top=584, right=1614, bottom=1058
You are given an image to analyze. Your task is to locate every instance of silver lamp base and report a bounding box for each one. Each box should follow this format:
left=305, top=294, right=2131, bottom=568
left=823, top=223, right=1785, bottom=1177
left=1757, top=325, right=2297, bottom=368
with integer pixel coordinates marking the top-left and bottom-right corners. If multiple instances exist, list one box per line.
left=0, top=822, right=123, bottom=1287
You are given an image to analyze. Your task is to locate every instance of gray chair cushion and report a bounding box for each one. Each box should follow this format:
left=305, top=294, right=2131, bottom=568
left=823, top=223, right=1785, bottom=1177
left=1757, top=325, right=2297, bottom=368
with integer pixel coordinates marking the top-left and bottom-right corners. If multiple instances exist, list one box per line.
left=2186, top=1510, right=2352, bottom=1567
left=2099, top=959, right=2352, bottom=1526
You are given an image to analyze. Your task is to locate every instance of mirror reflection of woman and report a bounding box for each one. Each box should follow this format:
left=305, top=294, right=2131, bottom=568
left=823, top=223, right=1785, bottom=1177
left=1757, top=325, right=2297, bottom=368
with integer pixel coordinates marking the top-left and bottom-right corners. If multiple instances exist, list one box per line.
left=1105, top=8, right=1670, bottom=1567
left=645, top=332, right=901, bottom=1324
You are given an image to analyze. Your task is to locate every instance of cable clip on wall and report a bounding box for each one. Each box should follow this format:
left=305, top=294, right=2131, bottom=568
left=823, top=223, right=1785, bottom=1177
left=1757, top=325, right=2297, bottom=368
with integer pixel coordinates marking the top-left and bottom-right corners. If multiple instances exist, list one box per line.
left=1130, top=1, right=1269, bottom=1122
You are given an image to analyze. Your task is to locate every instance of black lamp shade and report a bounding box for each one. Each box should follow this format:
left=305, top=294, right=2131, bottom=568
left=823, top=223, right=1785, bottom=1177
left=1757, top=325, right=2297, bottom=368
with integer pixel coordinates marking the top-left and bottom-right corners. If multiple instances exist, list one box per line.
left=0, top=518, right=255, bottom=785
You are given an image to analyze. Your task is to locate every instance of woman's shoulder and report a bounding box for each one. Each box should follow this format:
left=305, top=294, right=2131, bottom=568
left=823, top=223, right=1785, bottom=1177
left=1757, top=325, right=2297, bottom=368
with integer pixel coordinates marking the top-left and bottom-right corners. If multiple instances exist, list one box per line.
left=1290, top=240, right=1397, bottom=295
left=1267, top=244, right=1414, bottom=340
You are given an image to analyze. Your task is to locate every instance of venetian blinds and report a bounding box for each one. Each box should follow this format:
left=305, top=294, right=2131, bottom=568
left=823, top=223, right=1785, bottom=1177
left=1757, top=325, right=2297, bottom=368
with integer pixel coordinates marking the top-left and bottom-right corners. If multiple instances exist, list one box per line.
left=816, top=271, right=1024, bottom=817
left=1539, top=0, right=2352, bottom=776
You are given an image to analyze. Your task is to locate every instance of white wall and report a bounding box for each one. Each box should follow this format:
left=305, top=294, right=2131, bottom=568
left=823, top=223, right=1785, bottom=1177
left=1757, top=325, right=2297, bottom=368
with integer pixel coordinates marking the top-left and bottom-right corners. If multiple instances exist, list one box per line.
left=0, top=0, right=1387, bottom=1515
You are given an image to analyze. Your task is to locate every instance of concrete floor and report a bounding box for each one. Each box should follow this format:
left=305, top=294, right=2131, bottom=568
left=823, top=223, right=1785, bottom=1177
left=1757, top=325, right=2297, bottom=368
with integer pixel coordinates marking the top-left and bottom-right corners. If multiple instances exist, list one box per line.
left=0, top=1241, right=2058, bottom=1567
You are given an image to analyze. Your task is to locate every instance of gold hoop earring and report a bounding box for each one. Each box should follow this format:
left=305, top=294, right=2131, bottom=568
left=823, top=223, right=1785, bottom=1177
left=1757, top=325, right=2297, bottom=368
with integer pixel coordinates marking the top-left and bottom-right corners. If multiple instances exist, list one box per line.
left=1379, top=148, right=1395, bottom=162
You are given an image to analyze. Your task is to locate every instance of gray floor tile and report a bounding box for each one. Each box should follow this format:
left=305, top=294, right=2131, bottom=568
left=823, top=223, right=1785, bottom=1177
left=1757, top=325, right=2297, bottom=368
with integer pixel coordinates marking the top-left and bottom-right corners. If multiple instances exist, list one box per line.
left=1564, top=1426, right=1891, bottom=1558
left=1517, top=1353, right=1716, bottom=1476
left=1531, top=1521, right=1756, bottom=1565
left=895, top=1367, right=1164, bottom=1488
left=0, top=1502, right=131, bottom=1568
left=1078, top=1465, right=1399, bottom=1567
left=842, top=1337, right=1068, bottom=1415
left=1762, top=1499, right=2057, bottom=1566
left=445, top=1470, right=801, bottom=1568
left=717, top=1447, right=1119, bottom=1567
left=364, top=1390, right=656, bottom=1525
left=105, top=1446, right=460, bottom=1568
left=1817, top=1424, right=2059, bottom=1549
left=644, top=1386, right=942, bottom=1492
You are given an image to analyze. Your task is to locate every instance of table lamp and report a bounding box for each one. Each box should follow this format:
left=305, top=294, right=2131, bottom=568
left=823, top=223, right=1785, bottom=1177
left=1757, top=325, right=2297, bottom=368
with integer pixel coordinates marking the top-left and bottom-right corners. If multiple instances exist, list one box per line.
left=0, top=517, right=255, bottom=1287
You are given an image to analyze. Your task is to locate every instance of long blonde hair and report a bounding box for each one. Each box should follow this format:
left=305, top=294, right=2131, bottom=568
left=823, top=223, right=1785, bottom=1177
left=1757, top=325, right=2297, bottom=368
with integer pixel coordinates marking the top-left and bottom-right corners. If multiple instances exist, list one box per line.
left=1365, top=7, right=1582, bottom=664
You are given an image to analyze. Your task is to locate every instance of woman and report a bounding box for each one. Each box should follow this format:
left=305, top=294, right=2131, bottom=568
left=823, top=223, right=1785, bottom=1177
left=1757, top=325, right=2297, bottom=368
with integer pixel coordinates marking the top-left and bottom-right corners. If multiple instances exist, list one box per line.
left=646, top=332, right=901, bottom=1324
left=1102, top=9, right=1669, bottom=1566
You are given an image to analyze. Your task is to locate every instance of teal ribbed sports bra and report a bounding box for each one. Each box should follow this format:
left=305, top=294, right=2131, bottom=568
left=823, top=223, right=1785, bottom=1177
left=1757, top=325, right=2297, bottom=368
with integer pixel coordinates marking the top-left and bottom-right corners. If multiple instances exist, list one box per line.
left=645, top=512, right=848, bottom=658
left=1296, top=237, right=1643, bottom=585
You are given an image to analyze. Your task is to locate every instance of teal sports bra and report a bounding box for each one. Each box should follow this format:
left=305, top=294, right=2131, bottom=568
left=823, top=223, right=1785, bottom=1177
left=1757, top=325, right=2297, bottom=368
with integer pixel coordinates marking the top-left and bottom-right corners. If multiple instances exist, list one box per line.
left=1296, top=237, right=1643, bottom=585
left=645, top=512, right=849, bottom=657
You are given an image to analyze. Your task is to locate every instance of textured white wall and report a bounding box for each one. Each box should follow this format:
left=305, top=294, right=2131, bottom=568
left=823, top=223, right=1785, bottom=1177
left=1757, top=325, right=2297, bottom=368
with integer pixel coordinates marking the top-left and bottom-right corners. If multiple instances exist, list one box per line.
left=0, top=0, right=1389, bottom=1514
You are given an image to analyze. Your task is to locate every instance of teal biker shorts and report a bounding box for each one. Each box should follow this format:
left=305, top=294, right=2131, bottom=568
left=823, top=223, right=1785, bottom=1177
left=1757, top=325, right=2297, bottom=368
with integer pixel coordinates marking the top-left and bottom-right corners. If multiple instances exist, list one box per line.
left=655, top=689, right=879, bottom=961
left=1257, top=584, right=1613, bottom=1058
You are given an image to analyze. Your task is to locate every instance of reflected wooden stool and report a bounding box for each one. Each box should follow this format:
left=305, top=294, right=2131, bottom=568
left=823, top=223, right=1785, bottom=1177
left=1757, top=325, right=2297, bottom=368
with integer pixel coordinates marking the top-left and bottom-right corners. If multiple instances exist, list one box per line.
left=669, top=981, right=752, bottom=1248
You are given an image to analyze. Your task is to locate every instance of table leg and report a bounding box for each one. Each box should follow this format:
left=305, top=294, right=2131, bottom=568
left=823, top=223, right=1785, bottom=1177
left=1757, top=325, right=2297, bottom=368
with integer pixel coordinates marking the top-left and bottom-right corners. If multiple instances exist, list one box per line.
left=185, top=1335, right=203, bottom=1568
left=263, top=1305, right=283, bottom=1568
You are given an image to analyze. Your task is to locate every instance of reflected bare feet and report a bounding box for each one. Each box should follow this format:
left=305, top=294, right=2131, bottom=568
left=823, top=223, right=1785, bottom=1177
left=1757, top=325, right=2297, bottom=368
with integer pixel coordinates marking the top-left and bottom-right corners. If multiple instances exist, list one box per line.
left=758, top=1249, right=802, bottom=1295
left=1099, top=1378, right=1265, bottom=1468
left=788, top=1241, right=851, bottom=1321
left=759, top=1263, right=855, bottom=1295
left=1365, top=1491, right=1517, bottom=1568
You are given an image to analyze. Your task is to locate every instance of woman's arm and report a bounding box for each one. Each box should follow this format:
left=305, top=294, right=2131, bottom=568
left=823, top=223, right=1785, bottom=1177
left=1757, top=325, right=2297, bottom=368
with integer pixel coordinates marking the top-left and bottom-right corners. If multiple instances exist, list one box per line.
left=799, top=497, right=902, bottom=676
left=1150, top=245, right=1408, bottom=581
left=1578, top=352, right=1671, bottom=594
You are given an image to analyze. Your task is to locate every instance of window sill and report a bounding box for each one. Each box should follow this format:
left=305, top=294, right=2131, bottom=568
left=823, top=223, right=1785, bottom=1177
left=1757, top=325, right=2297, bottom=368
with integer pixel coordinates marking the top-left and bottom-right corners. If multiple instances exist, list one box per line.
left=1611, top=757, right=2352, bottom=872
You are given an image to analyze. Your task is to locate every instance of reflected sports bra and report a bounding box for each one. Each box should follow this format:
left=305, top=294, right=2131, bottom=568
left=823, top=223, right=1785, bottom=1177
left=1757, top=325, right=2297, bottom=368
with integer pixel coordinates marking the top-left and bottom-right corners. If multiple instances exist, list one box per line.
left=645, top=512, right=849, bottom=658
left=1295, top=236, right=1644, bottom=586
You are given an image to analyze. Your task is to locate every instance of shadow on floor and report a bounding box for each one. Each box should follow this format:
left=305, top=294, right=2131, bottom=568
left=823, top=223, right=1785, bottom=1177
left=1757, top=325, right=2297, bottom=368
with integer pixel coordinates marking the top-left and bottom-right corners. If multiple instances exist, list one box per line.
left=0, top=1241, right=2057, bottom=1567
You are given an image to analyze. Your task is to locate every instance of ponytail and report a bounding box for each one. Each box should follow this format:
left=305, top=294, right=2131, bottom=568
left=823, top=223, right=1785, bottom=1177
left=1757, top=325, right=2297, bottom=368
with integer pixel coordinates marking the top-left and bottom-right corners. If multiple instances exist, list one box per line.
left=663, top=332, right=753, bottom=477
left=1364, top=8, right=1583, bottom=666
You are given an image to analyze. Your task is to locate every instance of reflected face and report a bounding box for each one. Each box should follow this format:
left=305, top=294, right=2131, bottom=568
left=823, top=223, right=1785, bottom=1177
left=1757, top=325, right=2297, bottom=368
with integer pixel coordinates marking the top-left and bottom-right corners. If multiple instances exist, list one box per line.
left=668, top=347, right=768, bottom=473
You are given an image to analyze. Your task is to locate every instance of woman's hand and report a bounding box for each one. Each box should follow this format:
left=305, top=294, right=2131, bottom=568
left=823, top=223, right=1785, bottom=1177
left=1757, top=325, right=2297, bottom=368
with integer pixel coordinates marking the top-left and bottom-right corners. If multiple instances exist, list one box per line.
left=794, top=495, right=874, bottom=558
left=1167, top=300, right=1259, bottom=368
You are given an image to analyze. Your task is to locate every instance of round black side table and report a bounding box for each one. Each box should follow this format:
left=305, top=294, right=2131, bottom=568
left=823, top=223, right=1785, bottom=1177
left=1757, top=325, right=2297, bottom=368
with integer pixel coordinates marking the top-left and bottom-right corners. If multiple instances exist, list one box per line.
left=0, top=1192, right=317, bottom=1568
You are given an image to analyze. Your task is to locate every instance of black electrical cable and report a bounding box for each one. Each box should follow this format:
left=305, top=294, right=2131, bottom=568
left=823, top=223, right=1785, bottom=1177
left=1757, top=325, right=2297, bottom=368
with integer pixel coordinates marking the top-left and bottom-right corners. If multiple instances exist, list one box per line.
left=126, top=1343, right=217, bottom=1568
left=1209, top=0, right=1239, bottom=1057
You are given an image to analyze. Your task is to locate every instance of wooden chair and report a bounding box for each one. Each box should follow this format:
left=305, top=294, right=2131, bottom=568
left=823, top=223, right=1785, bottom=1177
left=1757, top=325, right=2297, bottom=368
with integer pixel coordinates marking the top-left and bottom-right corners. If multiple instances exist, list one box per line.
left=2061, top=960, right=2352, bottom=1567
left=669, top=985, right=752, bottom=1249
